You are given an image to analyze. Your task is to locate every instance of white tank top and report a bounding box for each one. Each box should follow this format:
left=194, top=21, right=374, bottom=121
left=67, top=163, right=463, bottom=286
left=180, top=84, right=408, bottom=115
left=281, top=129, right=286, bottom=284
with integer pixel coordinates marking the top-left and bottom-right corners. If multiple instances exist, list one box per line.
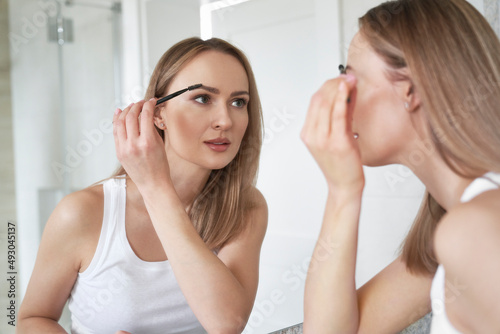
left=430, top=172, right=500, bottom=334
left=68, top=177, right=206, bottom=334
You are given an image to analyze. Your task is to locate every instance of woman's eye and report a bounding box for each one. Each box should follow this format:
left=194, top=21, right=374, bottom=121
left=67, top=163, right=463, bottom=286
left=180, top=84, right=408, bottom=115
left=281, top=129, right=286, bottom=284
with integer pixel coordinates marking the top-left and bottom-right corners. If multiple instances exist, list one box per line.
left=194, top=95, right=210, bottom=104
left=231, top=99, right=248, bottom=108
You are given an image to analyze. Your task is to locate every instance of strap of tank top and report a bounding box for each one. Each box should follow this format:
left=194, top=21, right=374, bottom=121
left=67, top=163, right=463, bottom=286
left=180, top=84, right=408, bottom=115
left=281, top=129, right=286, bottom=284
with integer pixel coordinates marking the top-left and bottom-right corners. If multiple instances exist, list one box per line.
left=80, top=177, right=126, bottom=279
left=461, top=172, right=500, bottom=203
left=480, top=172, right=500, bottom=187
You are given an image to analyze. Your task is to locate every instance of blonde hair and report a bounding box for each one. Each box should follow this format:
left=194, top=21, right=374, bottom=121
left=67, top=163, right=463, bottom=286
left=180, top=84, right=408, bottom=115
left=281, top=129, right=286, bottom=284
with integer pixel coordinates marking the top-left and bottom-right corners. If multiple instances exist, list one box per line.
left=113, top=37, right=263, bottom=250
left=359, top=0, right=500, bottom=274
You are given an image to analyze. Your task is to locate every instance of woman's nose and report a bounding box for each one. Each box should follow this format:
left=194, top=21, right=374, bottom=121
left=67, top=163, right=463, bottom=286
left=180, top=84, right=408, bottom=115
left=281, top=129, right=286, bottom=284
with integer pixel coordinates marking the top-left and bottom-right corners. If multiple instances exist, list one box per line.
left=211, top=105, right=233, bottom=130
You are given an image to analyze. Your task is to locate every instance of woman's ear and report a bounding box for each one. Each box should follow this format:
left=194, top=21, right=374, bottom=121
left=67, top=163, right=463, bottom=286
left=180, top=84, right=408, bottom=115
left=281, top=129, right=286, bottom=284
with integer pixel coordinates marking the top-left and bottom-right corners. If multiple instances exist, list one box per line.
left=405, top=81, right=422, bottom=113
left=153, top=107, right=167, bottom=130
left=394, top=69, right=422, bottom=113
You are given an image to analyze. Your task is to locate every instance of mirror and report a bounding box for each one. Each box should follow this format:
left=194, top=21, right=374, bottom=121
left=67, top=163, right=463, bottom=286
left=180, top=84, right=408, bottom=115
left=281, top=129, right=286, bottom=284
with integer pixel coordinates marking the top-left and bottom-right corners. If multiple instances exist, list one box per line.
left=4, top=0, right=487, bottom=333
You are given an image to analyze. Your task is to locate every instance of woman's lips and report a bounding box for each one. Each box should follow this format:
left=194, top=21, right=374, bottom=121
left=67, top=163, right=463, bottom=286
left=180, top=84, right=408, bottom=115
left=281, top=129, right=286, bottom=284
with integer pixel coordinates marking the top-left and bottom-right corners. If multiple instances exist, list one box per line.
left=204, top=138, right=231, bottom=152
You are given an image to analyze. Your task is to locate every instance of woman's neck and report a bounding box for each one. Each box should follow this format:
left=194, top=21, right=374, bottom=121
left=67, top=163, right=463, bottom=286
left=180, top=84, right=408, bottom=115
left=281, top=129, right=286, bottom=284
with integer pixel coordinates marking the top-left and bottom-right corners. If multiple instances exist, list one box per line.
left=406, top=153, right=474, bottom=211
left=125, top=156, right=211, bottom=212
left=168, top=161, right=211, bottom=210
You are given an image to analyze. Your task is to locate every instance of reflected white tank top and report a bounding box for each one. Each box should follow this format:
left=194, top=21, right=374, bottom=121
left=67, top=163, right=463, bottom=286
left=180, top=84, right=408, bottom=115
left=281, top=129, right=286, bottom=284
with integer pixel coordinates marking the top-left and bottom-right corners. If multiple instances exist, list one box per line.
left=68, top=177, right=206, bottom=334
left=430, top=172, right=500, bottom=334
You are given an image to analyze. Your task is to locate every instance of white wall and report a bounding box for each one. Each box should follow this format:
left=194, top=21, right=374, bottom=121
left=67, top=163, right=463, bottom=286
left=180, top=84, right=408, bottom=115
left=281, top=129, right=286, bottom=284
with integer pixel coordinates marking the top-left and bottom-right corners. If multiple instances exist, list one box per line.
left=121, top=0, right=200, bottom=102
left=143, top=0, right=200, bottom=71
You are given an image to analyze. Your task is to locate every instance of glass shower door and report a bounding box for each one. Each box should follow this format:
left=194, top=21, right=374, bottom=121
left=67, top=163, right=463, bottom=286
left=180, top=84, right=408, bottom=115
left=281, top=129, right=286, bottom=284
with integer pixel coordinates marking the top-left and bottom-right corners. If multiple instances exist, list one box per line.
left=43, top=1, right=122, bottom=329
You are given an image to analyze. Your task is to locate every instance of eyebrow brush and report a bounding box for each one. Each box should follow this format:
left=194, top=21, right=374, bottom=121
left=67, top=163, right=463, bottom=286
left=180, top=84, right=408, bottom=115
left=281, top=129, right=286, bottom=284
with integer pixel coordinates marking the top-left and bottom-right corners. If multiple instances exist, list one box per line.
left=338, top=64, right=351, bottom=103
left=156, top=83, right=203, bottom=105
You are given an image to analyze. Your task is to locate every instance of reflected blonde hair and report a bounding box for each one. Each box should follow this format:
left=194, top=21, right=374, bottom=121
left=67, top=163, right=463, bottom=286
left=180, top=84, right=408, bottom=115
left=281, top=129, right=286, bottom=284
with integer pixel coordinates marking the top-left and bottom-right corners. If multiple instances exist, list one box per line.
left=359, top=0, right=500, bottom=274
left=113, top=37, right=263, bottom=250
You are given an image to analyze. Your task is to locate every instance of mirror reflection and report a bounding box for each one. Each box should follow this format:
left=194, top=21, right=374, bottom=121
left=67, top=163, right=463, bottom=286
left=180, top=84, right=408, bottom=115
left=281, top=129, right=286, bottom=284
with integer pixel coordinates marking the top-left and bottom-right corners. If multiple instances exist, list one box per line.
left=2, top=0, right=490, bottom=333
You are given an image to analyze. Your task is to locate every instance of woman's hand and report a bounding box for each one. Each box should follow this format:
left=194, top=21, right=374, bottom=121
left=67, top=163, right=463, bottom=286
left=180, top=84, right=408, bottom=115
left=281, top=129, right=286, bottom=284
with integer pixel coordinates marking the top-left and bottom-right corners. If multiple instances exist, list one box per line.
left=113, top=99, right=172, bottom=193
left=301, top=74, right=364, bottom=196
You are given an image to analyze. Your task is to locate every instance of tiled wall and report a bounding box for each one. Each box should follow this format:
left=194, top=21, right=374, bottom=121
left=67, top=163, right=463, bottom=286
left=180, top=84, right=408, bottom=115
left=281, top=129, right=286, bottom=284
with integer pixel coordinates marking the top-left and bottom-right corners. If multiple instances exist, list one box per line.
left=1, top=0, right=17, bottom=333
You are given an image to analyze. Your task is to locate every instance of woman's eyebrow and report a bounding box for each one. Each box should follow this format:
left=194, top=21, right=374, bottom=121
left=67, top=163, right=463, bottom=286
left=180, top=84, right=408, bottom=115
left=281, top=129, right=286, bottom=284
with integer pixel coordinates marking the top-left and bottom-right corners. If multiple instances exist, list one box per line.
left=200, top=85, right=249, bottom=97
left=199, top=85, right=220, bottom=94
left=230, top=91, right=250, bottom=97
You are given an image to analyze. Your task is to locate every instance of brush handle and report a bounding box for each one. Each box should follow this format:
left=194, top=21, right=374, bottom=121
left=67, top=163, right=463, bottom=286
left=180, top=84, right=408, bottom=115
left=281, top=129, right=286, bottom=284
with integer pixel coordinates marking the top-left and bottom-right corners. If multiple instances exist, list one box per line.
left=155, top=84, right=203, bottom=106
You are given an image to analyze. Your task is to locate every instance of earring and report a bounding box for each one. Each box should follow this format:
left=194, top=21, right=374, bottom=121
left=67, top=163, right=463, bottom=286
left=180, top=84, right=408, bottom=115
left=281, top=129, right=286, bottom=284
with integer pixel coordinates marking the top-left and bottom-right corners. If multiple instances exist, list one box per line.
left=404, top=102, right=410, bottom=109
left=160, top=123, right=165, bottom=128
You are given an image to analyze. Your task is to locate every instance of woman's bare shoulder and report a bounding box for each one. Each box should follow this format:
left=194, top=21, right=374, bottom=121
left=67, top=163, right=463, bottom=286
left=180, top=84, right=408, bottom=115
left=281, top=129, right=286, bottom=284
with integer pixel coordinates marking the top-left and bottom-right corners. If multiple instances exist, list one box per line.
left=52, top=184, right=104, bottom=230
left=434, top=189, right=500, bottom=332
left=243, top=186, right=268, bottom=227
left=435, top=188, right=500, bottom=261
left=244, top=186, right=268, bottom=211
left=44, top=184, right=105, bottom=256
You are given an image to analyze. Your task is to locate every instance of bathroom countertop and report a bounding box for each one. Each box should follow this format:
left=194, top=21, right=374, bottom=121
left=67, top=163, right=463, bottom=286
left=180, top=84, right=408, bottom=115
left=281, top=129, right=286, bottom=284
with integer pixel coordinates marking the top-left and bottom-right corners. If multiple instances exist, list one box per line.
left=268, top=312, right=432, bottom=334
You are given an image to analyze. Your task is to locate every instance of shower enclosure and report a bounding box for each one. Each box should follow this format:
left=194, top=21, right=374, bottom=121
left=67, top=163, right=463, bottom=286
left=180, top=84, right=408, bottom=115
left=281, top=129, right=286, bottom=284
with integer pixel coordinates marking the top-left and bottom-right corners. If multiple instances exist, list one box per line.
left=43, top=0, right=123, bottom=329
left=48, top=0, right=122, bottom=193
left=37, top=0, right=123, bottom=237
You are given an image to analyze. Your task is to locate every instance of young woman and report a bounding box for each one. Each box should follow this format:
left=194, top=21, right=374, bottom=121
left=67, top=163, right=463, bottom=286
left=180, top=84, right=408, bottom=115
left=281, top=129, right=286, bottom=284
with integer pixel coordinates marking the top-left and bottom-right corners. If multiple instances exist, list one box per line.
left=17, top=37, right=268, bottom=334
left=302, top=0, right=500, bottom=333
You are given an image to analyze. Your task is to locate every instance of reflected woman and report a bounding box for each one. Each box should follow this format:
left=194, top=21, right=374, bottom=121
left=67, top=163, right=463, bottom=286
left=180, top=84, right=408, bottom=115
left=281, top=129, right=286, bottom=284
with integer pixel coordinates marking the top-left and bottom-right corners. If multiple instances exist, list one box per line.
left=17, top=37, right=267, bottom=334
left=302, top=0, right=500, bottom=333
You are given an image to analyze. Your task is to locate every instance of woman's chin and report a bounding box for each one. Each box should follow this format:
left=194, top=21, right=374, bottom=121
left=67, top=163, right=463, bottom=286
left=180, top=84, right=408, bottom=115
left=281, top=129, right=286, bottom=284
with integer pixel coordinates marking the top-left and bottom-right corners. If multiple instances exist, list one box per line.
left=360, top=154, right=392, bottom=168
left=199, top=158, right=234, bottom=171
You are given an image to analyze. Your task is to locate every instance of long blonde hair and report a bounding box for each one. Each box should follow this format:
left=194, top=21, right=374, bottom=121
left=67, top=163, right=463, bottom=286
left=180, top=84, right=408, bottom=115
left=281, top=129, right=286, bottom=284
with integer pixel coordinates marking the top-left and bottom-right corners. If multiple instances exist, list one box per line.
left=113, top=37, right=263, bottom=250
left=359, top=0, right=500, bottom=274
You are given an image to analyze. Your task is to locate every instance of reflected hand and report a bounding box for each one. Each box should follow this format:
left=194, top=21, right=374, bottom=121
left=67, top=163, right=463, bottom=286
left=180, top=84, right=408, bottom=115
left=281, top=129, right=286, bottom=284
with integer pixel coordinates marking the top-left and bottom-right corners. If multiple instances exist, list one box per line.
left=114, top=331, right=132, bottom=334
left=113, top=99, right=172, bottom=193
left=301, top=75, right=365, bottom=195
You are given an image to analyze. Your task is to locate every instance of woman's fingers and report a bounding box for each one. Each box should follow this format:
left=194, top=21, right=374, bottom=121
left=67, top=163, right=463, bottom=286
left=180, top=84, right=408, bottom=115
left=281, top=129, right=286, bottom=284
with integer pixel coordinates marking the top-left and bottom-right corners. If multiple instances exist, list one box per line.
left=140, top=98, right=157, bottom=138
left=113, top=102, right=140, bottom=161
left=113, top=103, right=133, bottom=158
left=331, top=81, right=351, bottom=142
left=114, top=103, right=131, bottom=142
left=307, top=80, right=337, bottom=138
left=113, top=107, right=123, bottom=152
left=112, top=98, right=171, bottom=192
left=112, top=98, right=164, bottom=160
left=302, top=75, right=357, bottom=146
left=338, top=74, right=357, bottom=136
left=125, top=100, right=144, bottom=139
left=301, top=74, right=363, bottom=191
left=303, top=80, right=341, bottom=138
